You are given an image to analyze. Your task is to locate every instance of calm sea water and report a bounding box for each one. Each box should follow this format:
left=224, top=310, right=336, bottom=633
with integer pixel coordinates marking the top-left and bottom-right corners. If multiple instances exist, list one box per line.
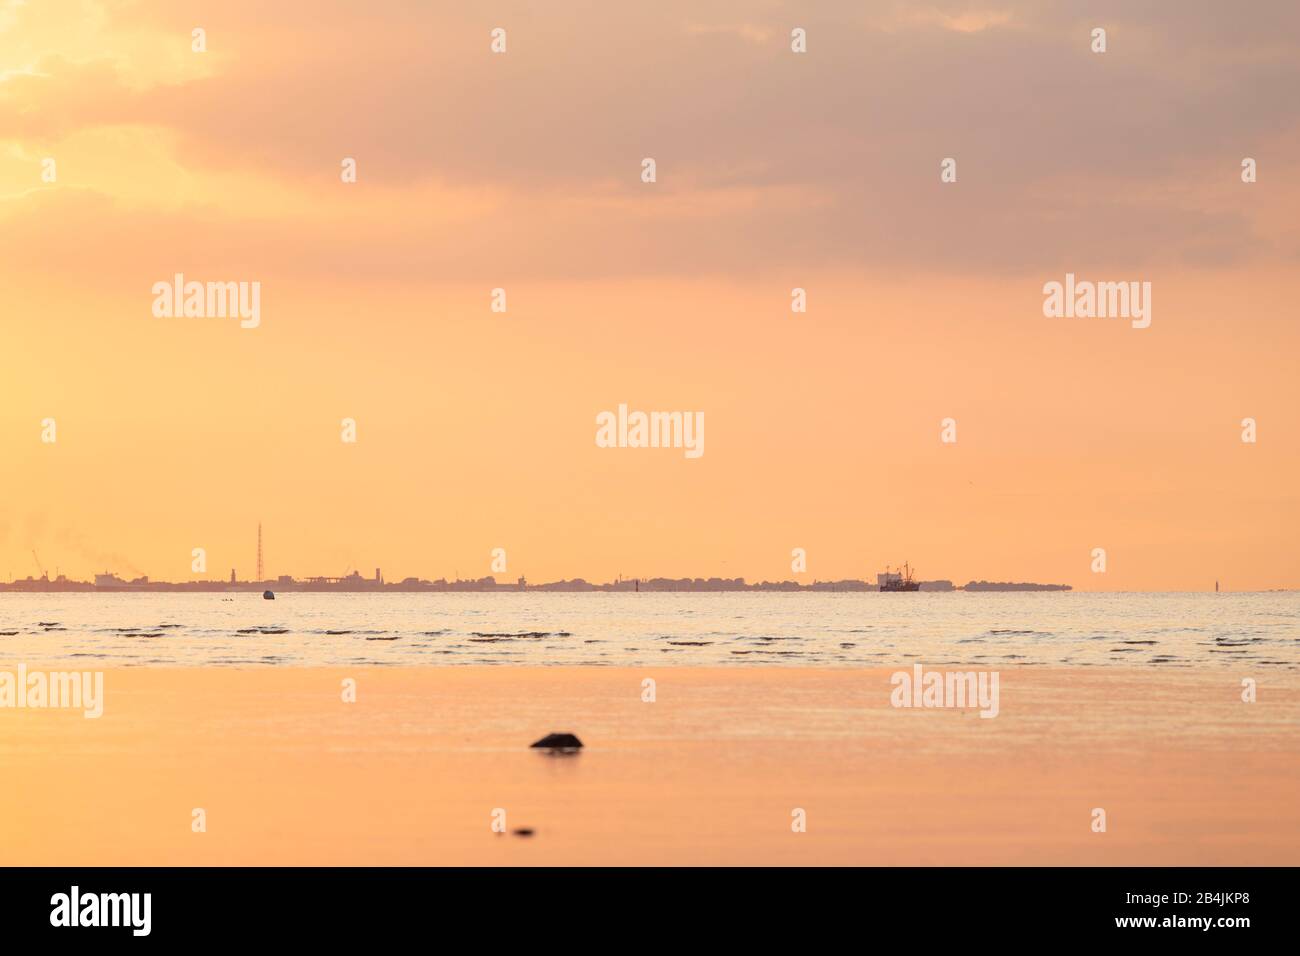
left=1, top=591, right=1296, bottom=668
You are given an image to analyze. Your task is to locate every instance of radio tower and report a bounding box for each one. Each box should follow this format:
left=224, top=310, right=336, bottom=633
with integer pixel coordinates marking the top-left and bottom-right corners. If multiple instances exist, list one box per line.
left=257, top=522, right=264, bottom=582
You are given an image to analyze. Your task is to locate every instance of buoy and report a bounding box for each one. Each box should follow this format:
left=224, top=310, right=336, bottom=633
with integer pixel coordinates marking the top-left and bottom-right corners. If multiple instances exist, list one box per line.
left=263, top=590, right=275, bottom=600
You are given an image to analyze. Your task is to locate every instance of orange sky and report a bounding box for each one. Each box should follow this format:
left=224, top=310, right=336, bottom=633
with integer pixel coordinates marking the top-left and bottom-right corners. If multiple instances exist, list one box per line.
left=2, top=1, right=1297, bottom=590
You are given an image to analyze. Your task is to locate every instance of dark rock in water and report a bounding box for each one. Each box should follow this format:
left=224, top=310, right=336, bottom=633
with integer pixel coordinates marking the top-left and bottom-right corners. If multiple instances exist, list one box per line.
left=263, top=590, right=275, bottom=600
left=512, top=828, right=536, bottom=837
left=530, top=732, right=583, bottom=750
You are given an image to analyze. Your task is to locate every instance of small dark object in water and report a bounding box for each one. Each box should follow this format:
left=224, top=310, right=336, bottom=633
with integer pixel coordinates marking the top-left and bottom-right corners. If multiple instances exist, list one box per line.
left=263, top=590, right=275, bottom=600
left=512, top=828, right=536, bottom=838
left=530, top=732, right=583, bottom=751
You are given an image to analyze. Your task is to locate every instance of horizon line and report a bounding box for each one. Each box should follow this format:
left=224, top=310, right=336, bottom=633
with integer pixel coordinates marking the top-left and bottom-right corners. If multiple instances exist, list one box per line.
left=2, top=571, right=1293, bottom=594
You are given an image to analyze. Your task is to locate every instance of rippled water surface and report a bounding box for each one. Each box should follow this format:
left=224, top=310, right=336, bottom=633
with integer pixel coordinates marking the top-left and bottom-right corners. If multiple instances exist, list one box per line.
left=1, top=591, right=1296, bottom=668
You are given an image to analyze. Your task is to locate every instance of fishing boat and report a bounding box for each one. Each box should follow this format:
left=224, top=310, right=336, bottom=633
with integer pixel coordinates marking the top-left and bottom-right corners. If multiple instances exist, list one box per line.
left=877, top=563, right=920, bottom=592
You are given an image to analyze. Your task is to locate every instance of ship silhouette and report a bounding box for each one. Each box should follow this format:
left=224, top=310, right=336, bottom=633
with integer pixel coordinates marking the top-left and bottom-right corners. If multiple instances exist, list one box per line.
left=878, top=563, right=920, bottom=592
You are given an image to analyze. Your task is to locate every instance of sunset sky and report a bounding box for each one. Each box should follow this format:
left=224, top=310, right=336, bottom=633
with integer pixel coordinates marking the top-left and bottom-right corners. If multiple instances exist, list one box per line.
left=2, top=0, right=1297, bottom=590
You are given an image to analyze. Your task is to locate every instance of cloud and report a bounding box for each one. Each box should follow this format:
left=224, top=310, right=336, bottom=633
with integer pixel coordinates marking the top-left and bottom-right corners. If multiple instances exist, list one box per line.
left=0, top=0, right=1298, bottom=279
left=894, top=7, right=1015, bottom=34
left=685, top=23, right=774, bottom=44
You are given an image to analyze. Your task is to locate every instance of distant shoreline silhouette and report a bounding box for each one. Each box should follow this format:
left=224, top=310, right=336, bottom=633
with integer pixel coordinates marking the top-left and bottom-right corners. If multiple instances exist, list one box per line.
left=1, top=572, right=1074, bottom=594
